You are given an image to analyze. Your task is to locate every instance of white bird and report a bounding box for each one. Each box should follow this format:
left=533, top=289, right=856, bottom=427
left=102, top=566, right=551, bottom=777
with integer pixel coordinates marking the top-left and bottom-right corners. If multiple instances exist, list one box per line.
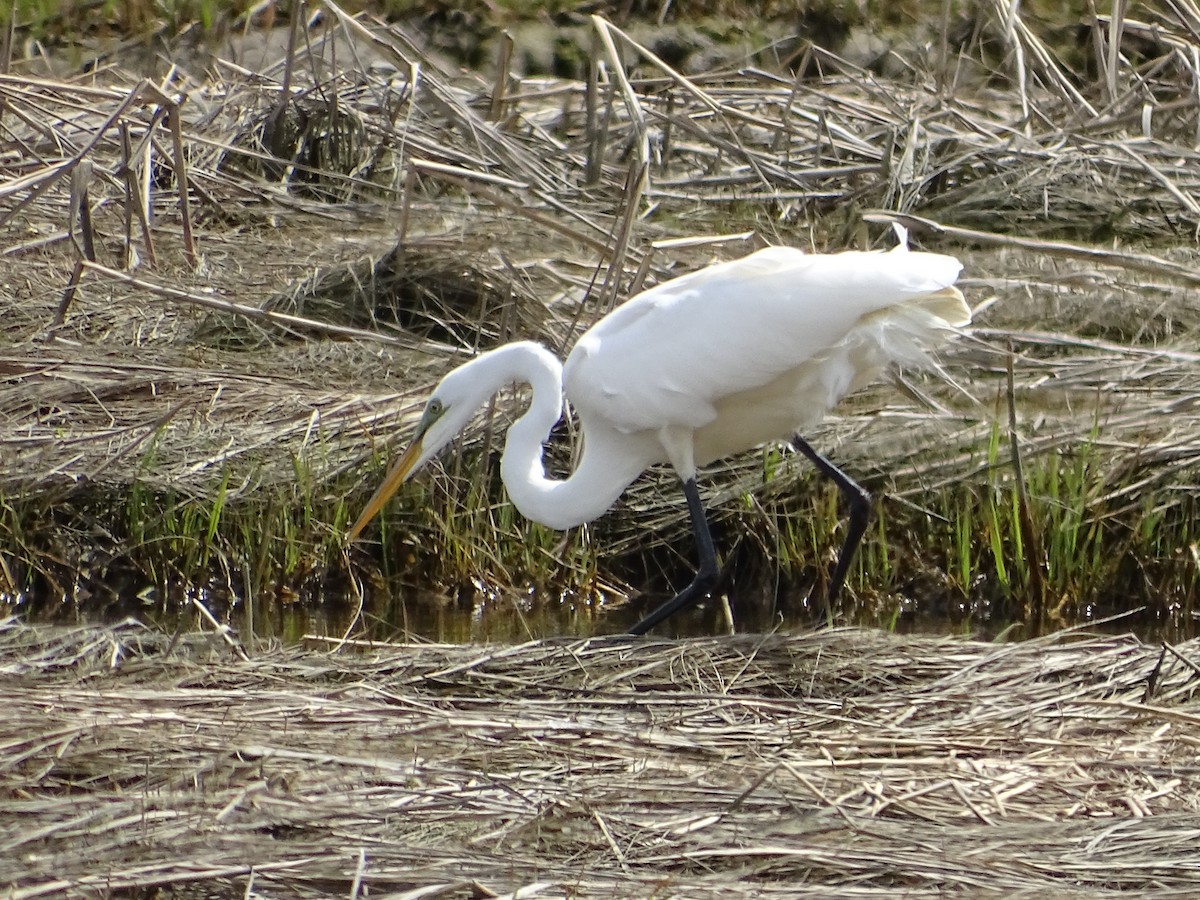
left=349, top=237, right=969, bottom=634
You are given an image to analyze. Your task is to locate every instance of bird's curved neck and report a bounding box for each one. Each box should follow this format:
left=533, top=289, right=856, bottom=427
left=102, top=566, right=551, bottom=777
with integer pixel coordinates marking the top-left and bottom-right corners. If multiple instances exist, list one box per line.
left=489, top=342, right=646, bottom=530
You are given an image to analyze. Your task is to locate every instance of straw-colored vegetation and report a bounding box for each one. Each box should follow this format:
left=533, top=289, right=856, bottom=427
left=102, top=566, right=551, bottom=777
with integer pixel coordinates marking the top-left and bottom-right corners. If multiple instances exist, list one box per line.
left=5, top=5, right=1200, bottom=895
left=3, top=0, right=1200, bottom=638
left=4, top=617, right=1200, bottom=897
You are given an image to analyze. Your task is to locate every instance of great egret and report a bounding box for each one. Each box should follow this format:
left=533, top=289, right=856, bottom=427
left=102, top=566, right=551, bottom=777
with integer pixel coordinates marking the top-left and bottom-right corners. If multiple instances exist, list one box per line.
left=349, top=237, right=969, bottom=634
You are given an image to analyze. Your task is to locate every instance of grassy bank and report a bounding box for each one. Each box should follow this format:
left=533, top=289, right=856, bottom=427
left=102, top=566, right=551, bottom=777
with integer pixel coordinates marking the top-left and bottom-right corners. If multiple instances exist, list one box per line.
left=2, top=1, right=1200, bottom=637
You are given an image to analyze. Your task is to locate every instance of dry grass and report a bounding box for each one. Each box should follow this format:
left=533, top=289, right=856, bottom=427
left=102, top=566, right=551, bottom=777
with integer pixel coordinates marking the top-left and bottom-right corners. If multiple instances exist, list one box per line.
left=6, top=5, right=1199, bottom=490
left=7, top=7, right=1200, bottom=896
left=3, top=617, right=1200, bottom=896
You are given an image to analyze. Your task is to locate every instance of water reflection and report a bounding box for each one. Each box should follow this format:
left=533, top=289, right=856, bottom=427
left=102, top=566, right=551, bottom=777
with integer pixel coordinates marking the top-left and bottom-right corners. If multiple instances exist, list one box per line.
left=238, top=589, right=702, bottom=643
left=6, top=581, right=1192, bottom=643
left=223, top=586, right=1194, bottom=644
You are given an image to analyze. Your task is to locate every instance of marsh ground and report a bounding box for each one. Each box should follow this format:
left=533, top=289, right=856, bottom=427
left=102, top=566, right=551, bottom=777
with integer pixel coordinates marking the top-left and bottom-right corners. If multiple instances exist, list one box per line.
left=4, top=4, right=1200, bottom=896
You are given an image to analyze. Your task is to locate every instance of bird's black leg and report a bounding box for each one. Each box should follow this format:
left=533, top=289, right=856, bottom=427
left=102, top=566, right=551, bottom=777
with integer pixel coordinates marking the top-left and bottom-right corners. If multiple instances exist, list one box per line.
left=628, top=477, right=718, bottom=636
left=791, top=435, right=871, bottom=617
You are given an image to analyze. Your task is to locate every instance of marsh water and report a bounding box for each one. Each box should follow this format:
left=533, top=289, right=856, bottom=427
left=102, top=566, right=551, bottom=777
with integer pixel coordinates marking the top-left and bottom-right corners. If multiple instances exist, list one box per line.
left=78, top=576, right=1185, bottom=647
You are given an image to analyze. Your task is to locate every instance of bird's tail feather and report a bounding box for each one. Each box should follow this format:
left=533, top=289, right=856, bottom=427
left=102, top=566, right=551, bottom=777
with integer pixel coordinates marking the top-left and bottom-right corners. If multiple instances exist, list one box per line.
left=845, top=285, right=971, bottom=393
left=911, top=285, right=971, bottom=327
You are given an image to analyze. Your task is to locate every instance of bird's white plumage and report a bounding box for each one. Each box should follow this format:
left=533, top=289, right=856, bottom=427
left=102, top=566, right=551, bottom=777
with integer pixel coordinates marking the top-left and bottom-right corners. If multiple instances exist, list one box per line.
left=350, top=240, right=968, bottom=537
left=563, top=244, right=966, bottom=468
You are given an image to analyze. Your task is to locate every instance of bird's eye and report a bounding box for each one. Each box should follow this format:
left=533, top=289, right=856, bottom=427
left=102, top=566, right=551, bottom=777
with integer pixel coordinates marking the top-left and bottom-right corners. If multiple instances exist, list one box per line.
left=427, top=398, right=444, bottom=417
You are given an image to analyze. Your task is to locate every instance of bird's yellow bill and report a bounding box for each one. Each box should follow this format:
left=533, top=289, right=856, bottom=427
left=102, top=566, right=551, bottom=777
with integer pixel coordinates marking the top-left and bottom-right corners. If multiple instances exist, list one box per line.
left=347, top=438, right=424, bottom=541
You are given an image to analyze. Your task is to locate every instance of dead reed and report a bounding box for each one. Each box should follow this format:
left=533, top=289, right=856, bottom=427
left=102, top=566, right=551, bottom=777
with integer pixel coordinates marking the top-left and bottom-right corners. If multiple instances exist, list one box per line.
left=3, top=617, right=1199, bottom=896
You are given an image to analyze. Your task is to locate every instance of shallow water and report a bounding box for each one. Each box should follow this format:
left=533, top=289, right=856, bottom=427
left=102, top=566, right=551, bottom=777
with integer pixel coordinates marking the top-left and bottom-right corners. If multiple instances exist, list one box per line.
left=7, top=565, right=1192, bottom=643
left=182, top=584, right=1194, bottom=645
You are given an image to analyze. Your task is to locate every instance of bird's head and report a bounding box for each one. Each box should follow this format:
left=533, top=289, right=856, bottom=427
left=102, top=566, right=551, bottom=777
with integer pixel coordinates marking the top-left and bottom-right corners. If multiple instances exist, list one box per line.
left=346, top=366, right=484, bottom=542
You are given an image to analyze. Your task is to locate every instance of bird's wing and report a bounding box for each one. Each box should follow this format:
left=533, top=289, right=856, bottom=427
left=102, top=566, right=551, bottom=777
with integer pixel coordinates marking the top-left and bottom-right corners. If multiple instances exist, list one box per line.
left=563, top=245, right=963, bottom=435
